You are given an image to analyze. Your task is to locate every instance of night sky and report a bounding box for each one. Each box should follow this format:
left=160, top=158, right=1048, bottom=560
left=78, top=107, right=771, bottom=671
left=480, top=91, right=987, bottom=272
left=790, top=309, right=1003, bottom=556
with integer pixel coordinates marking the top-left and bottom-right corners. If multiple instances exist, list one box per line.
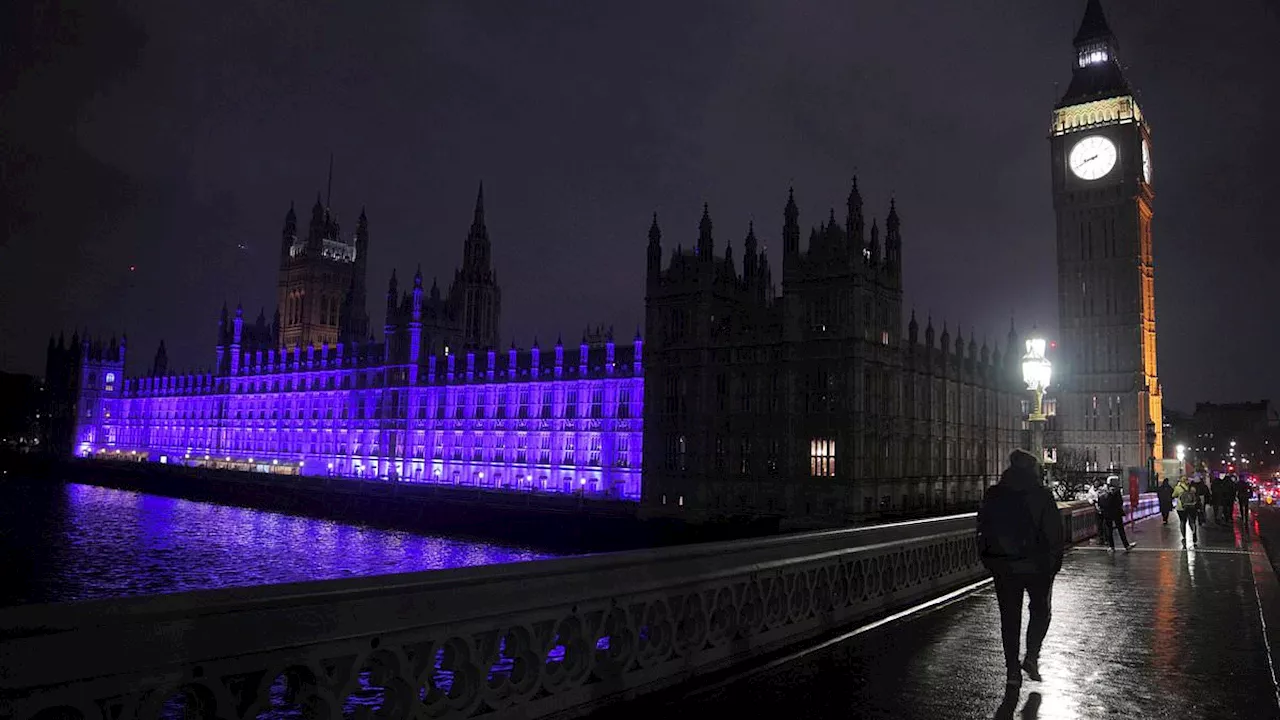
left=2, top=0, right=1277, bottom=412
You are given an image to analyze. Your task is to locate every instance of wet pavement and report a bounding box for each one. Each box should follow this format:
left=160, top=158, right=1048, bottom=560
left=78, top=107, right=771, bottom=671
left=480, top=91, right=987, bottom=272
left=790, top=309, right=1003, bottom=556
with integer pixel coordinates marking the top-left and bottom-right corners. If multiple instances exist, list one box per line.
left=615, top=506, right=1280, bottom=719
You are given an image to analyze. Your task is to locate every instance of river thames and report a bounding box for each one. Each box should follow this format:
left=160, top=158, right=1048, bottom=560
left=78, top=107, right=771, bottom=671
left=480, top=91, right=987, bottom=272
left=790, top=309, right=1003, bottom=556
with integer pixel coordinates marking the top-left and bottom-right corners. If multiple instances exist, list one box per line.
left=0, top=476, right=559, bottom=606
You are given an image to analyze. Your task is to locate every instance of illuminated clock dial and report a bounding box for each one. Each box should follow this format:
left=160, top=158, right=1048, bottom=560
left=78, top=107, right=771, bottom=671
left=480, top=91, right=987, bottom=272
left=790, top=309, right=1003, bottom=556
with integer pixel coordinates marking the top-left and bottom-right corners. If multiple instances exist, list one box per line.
left=1068, top=135, right=1118, bottom=181
left=1142, top=139, right=1152, bottom=184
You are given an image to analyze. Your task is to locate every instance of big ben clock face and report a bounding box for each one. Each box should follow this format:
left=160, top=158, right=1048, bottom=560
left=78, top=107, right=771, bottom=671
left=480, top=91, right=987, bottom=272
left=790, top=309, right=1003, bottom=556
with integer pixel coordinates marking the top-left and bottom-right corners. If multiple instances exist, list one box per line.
left=1068, top=135, right=1118, bottom=181
left=1142, top=139, right=1152, bottom=183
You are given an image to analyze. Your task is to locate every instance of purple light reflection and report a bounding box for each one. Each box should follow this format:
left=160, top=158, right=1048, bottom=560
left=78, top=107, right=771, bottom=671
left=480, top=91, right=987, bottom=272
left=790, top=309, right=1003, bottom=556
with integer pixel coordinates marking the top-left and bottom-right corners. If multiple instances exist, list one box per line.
left=3, top=482, right=557, bottom=605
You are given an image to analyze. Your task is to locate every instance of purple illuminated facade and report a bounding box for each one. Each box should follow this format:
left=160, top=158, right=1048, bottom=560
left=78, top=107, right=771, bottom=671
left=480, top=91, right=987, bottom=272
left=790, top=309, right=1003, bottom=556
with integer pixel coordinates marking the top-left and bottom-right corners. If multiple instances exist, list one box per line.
left=58, top=186, right=643, bottom=500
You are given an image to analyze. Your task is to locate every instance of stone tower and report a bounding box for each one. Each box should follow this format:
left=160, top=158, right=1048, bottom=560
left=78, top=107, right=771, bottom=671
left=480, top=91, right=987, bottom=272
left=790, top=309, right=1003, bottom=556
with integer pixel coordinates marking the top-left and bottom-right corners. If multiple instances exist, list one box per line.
left=276, top=195, right=369, bottom=349
left=1050, top=0, right=1161, bottom=473
left=449, top=183, right=502, bottom=350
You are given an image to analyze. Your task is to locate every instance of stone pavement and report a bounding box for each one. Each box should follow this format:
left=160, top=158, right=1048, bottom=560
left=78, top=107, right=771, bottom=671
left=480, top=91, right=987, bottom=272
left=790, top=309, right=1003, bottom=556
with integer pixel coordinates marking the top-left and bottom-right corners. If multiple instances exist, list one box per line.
left=612, top=506, right=1280, bottom=720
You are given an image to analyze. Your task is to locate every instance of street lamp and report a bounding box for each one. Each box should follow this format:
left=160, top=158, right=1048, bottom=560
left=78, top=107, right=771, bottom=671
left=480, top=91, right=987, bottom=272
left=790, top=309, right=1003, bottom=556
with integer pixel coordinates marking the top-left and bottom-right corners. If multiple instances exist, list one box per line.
left=1021, top=336, right=1052, bottom=465
left=1146, top=420, right=1157, bottom=491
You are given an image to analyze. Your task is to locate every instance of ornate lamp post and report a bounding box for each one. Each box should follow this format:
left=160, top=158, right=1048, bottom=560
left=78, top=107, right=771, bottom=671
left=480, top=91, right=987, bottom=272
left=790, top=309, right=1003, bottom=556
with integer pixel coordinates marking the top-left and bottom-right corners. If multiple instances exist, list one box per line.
left=1021, top=336, right=1052, bottom=468
left=1146, top=420, right=1158, bottom=491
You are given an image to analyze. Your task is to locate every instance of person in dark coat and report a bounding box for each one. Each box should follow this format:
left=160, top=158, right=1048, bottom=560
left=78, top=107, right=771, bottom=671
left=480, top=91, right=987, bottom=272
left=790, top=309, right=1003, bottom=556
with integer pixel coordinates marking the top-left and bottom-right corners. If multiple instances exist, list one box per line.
left=1156, top=478, right=1174, bottom=524
left=1215, top=474, right=1237, bottom=525
left=1238, top=478, right=1254, bottom=526
left=1100, top=479, right=1135, bottom=551
left=977, top=449, right=1065, bottom=688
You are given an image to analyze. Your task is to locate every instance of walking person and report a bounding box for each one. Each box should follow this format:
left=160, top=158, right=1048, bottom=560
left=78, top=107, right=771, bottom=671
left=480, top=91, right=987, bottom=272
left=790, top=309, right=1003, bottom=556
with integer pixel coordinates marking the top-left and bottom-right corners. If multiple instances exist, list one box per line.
left=1238, top=478, right=1253, bottom=527
left=1214, top=474, right=1235, bottom=525
left=1156, top=477, right=1174, bottom=525
left=1085, top=480, right=1106, bottom=545
left=977, top=449, right=1065, bottom=688
left=1100, top=479, right=1135, bottom=552
left=1173, top=476, right=1199, bottom=547
left=1189, top=475, right=1210, bottom=528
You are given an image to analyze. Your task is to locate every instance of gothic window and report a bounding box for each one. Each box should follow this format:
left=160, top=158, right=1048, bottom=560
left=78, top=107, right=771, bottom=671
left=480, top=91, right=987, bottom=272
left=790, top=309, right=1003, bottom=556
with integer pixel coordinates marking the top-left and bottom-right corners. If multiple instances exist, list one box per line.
left=716, top=374, right=727, bottom=411
left=618, top=388, right=631, bottom=419
left=678, top=434, right=688, bottom=471
left=664, top=376, right=679, bottom=414
left=562, top=434, right=575, bottom=465
left=739, top=436, right=751, bottom=475
left=810, top=438, right=835, bottom=478
left=714, top=435, right=726, bottom=472
left=541, top=390, right=553, bottom=419
left=590, top=388, right=603, bottom=418
left=616, top=434, right=630, bottom=468
left=588, top=435, right=601, bottom=466
left=565, top=390, right=577, bottom=419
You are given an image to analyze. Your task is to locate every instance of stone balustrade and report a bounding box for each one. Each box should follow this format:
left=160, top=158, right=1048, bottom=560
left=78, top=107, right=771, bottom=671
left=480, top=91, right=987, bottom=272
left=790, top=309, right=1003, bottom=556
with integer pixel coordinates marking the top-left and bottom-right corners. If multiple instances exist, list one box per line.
left=0, top=496, right=1159, bottom=720
left=1060, top=492, right=1160, bottom=543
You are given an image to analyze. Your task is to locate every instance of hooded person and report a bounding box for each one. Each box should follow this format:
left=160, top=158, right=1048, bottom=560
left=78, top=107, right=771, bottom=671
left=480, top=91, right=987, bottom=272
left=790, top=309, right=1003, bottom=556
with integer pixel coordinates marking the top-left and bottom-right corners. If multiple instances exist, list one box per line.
left=977, top=448, right=1065, bottom=688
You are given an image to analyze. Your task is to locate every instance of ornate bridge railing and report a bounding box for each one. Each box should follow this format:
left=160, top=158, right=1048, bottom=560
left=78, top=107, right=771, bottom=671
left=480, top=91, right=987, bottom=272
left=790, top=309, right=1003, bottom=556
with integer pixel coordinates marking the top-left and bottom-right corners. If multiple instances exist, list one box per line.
left=1060, top=492, right=1160, bottom=543
left=0, top=495, right=1160, bottom=720
left=0, top=514, right=986, bottom=720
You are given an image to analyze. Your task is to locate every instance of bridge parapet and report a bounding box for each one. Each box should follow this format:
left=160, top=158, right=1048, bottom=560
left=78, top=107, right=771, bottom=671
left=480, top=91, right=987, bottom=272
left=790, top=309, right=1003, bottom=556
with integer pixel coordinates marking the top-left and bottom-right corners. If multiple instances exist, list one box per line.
left=0, top=498, right=1156, bottom=720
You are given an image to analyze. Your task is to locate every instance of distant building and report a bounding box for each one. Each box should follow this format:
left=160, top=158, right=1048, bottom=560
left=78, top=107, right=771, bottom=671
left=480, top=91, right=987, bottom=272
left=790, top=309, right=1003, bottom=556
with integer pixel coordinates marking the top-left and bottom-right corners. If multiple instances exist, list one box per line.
left=1050, top=0, right=1163, bottom=473
left=0, top=371, right=43, bottom=453
left=50, top=187, right=640, bottom=499
left=643, top=182, right=1025, bottom=525
left=1188, top=401, right=1279, bottom=477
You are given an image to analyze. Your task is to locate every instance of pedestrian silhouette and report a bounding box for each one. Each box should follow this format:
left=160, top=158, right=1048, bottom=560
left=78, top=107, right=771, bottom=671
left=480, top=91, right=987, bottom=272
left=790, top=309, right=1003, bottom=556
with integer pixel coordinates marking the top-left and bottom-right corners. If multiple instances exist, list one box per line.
left=977, top=449, right=1065, bottom=688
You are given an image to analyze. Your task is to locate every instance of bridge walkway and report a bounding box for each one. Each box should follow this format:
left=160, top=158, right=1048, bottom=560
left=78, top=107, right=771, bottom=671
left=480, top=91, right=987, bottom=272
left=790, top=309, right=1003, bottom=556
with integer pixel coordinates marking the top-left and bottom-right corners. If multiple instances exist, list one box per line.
left=610, top=507, right=1280, bottom=720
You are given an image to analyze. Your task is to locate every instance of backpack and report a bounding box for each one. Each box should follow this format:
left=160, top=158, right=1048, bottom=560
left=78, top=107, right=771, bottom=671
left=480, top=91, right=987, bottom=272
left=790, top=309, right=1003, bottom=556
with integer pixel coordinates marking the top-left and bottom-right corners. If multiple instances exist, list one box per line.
left=978, top=486, right=1040, bottom=562
left=1178, top=485, right=1198, bottom=511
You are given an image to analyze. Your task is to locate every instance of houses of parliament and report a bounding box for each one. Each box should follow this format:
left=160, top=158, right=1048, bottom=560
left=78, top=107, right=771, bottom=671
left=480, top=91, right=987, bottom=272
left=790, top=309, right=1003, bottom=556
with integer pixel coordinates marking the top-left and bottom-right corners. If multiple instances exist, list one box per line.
left=46, top=0, right=1158, bottom=525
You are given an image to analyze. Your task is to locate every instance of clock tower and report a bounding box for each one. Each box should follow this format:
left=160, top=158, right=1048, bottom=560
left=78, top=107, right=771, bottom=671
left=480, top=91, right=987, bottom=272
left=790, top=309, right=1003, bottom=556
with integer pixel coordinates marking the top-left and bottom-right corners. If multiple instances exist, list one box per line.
left=1050, top=0, right=1161, bottom=474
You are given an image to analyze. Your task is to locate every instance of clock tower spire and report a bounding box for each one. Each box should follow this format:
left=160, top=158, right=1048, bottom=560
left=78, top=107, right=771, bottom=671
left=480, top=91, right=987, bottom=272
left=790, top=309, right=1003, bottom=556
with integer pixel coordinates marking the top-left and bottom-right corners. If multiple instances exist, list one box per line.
left=1049, top=0, right=1161, bottom=477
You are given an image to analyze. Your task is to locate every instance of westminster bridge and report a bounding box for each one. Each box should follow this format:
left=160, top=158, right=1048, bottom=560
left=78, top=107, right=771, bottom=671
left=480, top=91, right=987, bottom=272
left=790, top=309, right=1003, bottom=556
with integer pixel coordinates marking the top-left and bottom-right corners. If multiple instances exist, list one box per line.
left=3, top=495, right=1280, bottom=720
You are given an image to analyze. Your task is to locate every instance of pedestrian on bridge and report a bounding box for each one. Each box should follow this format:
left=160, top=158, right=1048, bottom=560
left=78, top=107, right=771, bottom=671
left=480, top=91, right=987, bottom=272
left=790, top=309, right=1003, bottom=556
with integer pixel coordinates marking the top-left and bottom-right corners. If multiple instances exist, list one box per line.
left=1099, top=479, right=1135, bottom=552
left=1173, top=477, right=1199, bottom=547
left=977, top=448, right=1065, bottom=688
left=1085, top=480, right=1106, bottom=545
left=1238, top=478, right=1253, bottom=527
left=1156, top=477, right=1174, bottom=525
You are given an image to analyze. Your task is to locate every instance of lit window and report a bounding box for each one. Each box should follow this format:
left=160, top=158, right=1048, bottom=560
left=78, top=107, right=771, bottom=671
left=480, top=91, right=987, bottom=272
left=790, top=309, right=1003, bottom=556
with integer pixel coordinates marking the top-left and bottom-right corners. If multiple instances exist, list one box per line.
left=810, top=438, right=836, bottom=477
left=104, top=372, right=116, bottom=391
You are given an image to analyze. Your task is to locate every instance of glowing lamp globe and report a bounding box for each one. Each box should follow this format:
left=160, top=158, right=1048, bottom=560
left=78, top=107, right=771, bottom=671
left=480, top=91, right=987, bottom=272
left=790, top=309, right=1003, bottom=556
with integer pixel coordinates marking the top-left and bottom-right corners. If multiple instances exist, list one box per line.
left=1021, top=337, right=1052, bottom=392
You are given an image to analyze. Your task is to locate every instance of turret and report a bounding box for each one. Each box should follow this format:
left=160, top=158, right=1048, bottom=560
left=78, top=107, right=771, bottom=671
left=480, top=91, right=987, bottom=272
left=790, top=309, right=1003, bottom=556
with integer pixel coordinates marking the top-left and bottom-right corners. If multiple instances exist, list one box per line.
left=647, top=212, right=663, bottom=283
left=846, top=176, right=865, bottom=250
left=869, top=219, right=881, bottom=265
left=152, top=340, right=168, bottom=376
left=464, top=182, right=490, bottom=271
left=908, top=310, right=919, bottom=345
left=743, top=221, right=759, bottom=282
left=697, top=203, right=714, bottom=260
left=281, top=202, right=297, bottom=264
left=307, top=193, right=326, bottom=247
left=385, top=269, right=399, bottom=331
left=230, top=304, right=244, bottom=375
left=885, top=198, right=902, bottom=282
left=783, top=187, right=800, bottom=257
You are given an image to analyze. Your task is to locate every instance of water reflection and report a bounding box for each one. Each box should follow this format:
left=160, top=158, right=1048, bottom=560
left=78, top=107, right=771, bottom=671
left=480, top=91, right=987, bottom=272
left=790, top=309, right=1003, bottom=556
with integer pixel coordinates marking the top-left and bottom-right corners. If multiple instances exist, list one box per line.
left=0, top=479, right=557, bottom=606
